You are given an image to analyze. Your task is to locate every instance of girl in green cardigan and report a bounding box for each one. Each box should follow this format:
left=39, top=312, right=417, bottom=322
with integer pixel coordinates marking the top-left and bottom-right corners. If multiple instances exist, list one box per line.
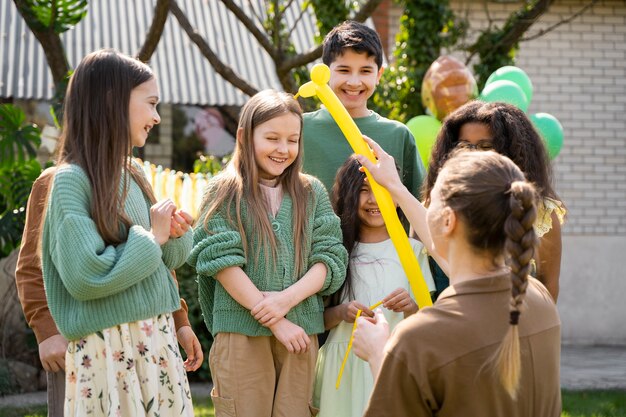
left=41, top=50, right=197, bottom=417
left=189, top=90, right=348, bottom=417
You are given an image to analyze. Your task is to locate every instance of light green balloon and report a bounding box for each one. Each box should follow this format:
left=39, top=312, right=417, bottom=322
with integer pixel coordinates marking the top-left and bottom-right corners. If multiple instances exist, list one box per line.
left=486, top=66, right=533, bottom=105
left=479, top=80, right=529, bottom=113
left=406, top=115, right=442, bottom=169
left=530, top=113, right=564, bottom=159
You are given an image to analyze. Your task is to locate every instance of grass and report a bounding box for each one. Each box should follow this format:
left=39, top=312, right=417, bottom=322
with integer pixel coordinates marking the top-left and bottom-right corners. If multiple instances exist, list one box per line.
left=562, top=390, right=626, bottom=417
left=1, top=390, right=624, bottom=416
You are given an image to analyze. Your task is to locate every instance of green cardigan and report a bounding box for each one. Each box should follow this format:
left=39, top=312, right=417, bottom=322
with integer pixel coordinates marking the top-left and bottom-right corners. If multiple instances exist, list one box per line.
left=41, top=163, right=192, bottom=340
left=188, top=175, right=348, bottom=337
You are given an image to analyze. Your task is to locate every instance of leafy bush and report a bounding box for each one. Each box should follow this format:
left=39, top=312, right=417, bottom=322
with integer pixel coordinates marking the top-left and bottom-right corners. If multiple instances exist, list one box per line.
left=0, top=104, right=43, bottom=257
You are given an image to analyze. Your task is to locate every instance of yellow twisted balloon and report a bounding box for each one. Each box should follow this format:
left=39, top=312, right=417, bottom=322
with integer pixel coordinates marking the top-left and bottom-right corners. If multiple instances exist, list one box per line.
left=297, top=64, right=433, bottom=310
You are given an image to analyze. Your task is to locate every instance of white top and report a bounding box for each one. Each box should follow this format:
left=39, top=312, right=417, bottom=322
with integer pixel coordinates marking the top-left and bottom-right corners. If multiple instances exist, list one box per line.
left=313, top=238, right=435, bottom=417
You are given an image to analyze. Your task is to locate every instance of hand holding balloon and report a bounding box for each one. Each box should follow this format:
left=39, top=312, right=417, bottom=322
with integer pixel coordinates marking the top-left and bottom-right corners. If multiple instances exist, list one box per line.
left=297, top=64, right=433, bottom=310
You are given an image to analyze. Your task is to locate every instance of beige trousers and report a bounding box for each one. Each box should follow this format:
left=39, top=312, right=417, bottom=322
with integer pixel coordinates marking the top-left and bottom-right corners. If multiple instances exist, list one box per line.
left=209, top=332, right=319, bottom=417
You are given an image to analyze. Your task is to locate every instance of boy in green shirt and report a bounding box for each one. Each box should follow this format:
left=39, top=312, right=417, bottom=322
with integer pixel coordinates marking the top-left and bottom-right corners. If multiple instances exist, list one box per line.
left=302, top=20, right=426, bottom=199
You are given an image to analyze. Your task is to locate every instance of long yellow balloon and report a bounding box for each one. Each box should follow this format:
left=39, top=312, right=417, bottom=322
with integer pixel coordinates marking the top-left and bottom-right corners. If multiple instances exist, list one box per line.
left=297, top=64, right=433, bottom=309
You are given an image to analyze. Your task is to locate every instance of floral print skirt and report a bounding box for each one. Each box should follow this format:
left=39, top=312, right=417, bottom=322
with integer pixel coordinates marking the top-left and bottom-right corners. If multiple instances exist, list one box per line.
left=64, top=313, right=194, bottom=417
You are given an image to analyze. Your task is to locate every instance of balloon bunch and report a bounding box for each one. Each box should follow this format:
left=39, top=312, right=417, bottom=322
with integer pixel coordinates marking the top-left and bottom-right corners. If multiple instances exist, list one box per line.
left=480, top=66, right=564, bottom=159
left=406, top=57, right=564, bottom=169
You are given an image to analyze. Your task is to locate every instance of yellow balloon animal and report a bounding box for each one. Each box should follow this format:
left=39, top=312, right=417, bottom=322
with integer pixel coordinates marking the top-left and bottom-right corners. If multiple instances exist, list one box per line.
left=296, top=64, right=433, bottom=310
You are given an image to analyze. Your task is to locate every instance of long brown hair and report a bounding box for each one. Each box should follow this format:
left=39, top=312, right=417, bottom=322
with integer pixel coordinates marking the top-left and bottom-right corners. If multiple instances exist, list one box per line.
left=329, top=155, right=365, bottom=306
left=199, top=90, right=311, bottom=276
left=437, top=150, right=538, bottom=399
left=424, top=101, right=556, bottom=206
left=56, top=49, right=157, bottom=245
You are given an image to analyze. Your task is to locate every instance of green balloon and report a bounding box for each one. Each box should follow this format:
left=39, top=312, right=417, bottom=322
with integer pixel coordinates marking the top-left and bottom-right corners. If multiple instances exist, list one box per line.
left=486, top=66, right=533, bottom=104
left=530, top=113, right=564, bottom=159
left=479, top=80, right=529, bottom=112
left=406, top=115, right=442, bottom=169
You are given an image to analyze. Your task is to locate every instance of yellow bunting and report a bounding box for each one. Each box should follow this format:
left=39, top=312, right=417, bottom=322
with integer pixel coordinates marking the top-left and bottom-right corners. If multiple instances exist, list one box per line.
left=133, top=158, right=209, bottom=220
left=296, top=64, right=433, bottom=310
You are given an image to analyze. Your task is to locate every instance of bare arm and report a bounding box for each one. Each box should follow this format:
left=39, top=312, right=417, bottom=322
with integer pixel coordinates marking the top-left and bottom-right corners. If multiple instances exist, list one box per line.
left=535, top=212, right=561, bottom=302
left=356, top=136, right=449, bottom=274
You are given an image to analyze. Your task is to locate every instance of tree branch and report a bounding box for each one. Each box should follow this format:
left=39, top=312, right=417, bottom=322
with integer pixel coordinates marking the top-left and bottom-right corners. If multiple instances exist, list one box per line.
left=220, top=0, right=277, bottom=59
left=521, top=0, right=598, bottom=42
left=352, top=0, right=384, bottom=22
left=498, top=0, right=554, bottom=49
left=13, top=0, right=70, bottom=87
left=136, top=0, right=170, bottom=63
left=170, top=0, right=259, bottom=97
left=467, top=0, right=554, bottom=63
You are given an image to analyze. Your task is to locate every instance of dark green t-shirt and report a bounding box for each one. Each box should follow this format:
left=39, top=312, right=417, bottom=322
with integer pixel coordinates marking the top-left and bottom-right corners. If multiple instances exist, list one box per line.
left=302, top=108, right=426, bottom=199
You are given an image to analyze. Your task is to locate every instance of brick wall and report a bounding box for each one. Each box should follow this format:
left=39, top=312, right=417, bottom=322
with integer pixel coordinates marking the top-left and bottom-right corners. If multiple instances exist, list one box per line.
left=381, top=0, right=626, bottom=236
left=143, top=104, right=173, bottom=167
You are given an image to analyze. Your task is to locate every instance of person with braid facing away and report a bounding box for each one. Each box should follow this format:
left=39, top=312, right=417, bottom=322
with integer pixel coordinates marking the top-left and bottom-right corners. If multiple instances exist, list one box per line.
left=351, top=136, right=561, bottom=416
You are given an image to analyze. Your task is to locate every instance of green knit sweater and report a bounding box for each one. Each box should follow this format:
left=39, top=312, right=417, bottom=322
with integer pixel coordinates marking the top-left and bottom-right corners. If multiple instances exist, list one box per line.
left=188, top=175, right=348, bottom=337
left=41, top=163, right=192, bottom=341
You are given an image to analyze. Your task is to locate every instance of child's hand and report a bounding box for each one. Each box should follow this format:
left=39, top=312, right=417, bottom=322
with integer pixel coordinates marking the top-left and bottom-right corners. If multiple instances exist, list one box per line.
left=341, top=301, right=374, bottom=323
left=269, top=318, right=311, bottom=354
left=170, top=209, right=193, bottom=238
left=176, top=325, right=204, bottom=372
left=251, top=291, right=292, bottom=327
left=150, top=199, right=177, bottom=245
left=383, top=288, right=418, bottom=315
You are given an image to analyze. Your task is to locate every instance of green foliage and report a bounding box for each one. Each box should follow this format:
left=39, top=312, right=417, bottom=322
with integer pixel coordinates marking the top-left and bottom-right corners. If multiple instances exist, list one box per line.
left=0, top=104, right=41, bottom=166
left=372, top=0, right=466, bottom=122
left=0, top=104, right=43, bottom=257
left=468, top=1, right=550, bottom=89
left=470, top=30, right=517, bottom=91
left=20, top=0, right=88, bottom=34
left=193, top=154, right=230, bottom=176
left=175, top=263, right=213, bottom=382
left=307, top=0, right=351, bottom=43
left=0, top=159, right=43, bottom=258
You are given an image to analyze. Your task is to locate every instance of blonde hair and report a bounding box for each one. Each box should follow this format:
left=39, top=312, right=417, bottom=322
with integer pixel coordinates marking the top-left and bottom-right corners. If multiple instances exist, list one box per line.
left=438, top=150, right=538, bottom=399
left=199, top=90, right=311, bottom=276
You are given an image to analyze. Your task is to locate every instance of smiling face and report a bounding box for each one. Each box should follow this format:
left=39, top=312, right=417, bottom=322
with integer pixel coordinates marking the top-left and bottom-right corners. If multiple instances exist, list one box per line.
left=252, top=112, right=301, bottom=181
left=328, top=49, right=383, bottom=118
left=129, top=77, right=160, bottom=147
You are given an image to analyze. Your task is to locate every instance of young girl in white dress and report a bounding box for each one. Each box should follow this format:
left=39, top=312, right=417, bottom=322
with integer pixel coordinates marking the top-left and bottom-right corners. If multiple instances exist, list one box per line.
left=313, top=155, right=435, bottom=417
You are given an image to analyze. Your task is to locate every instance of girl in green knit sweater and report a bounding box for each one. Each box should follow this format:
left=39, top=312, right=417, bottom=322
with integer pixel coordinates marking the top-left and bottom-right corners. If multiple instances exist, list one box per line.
left=41, top=50, right=199, bottom=417
left=189, top=90, right=348, bottom=417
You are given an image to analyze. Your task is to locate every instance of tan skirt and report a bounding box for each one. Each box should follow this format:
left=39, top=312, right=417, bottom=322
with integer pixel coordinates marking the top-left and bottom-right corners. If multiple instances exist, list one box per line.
left=64, top=313, right=194, bottom=417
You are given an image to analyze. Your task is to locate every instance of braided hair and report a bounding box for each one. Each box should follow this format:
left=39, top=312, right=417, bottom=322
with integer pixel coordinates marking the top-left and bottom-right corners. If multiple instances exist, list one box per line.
left=437, top=150, right=538, bottom=399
